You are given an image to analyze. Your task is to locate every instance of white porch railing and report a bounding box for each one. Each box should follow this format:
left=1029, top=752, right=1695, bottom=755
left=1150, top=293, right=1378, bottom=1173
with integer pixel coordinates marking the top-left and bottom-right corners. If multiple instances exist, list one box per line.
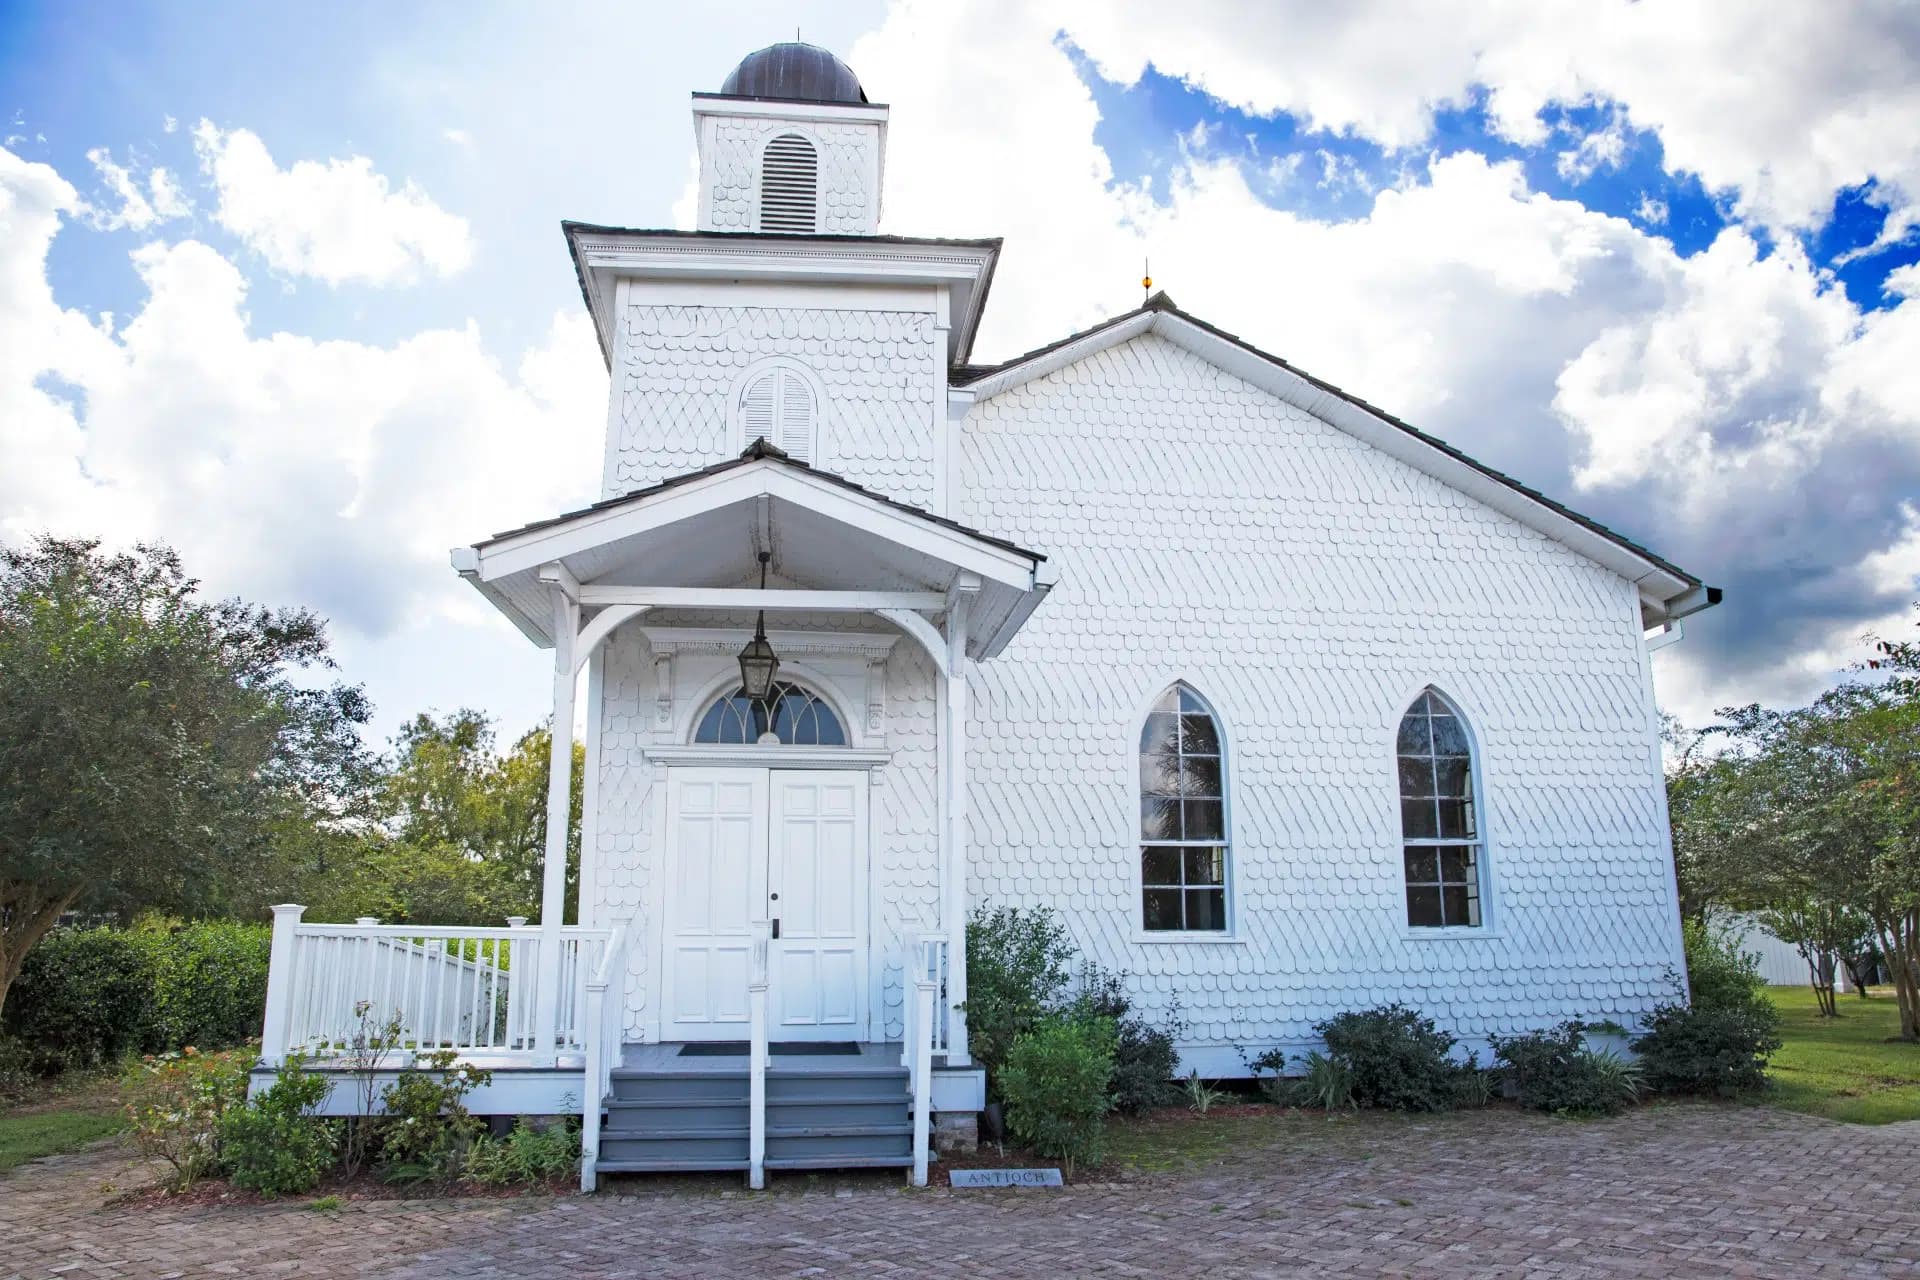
left=747, top=919, right=771, bottom=1191
left=258, top=906, right=611, bottom=1066
left=578, top=920, right=632, bottom=1192
left=902, top=933, right=942, bottom=1187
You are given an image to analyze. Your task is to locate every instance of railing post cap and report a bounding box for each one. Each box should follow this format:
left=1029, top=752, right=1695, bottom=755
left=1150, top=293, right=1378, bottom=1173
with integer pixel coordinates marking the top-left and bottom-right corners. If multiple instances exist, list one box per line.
left=506, top=916, right=529, bottom=928
left=355, top=916, right=379, bottom=926
left=270, top=903, right=307, bottom=921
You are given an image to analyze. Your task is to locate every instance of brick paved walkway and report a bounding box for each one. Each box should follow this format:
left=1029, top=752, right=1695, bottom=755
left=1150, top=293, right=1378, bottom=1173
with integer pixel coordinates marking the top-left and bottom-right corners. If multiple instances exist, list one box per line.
left=5, top=1104, right=1917, bottom=1278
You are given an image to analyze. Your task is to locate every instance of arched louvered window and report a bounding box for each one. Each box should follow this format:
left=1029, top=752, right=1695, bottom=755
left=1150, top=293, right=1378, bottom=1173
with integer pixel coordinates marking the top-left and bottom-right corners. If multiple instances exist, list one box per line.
left=759, top=133, right=819, bottom=232
left=1140, top=683, right=1229, bottom=932
left=736, top=364, right=817, bottom=462
left=694, top=680, right=846, bottom=746
left=1397, top=689, right=1485, bottom=928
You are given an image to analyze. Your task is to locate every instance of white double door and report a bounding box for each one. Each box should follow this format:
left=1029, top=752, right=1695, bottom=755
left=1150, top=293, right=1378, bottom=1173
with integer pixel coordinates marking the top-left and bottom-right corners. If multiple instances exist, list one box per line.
left=661, top=768, right=869, bottom=1042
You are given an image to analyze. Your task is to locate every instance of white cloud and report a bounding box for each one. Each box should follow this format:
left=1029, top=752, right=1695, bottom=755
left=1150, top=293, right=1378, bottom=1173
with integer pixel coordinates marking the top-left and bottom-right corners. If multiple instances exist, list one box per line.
left=1635, top=193, right=1669, bottom=225
left=1556, top=112, right=1629, bottom=184
left=83, top=146, right=191, bottom=231
left=1061, top=0, right=1920, bottom=233
left=843, top=0, right=1920, bottom=726
left=0, top=145, right=601, bottom=667
left=192, top=121, right=474, bottom=285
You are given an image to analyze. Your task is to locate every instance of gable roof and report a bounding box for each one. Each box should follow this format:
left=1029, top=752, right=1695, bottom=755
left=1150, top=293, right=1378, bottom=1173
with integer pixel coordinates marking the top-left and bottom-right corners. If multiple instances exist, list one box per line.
left=477, top=437, right=1041, bottom=563
left=954, top=292, right=1719, bottom=627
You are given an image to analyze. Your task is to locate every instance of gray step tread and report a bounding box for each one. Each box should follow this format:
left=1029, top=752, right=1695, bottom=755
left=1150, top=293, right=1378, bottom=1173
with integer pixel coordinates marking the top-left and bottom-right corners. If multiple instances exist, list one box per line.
left=610, top=1069, right=746, bottom=1081
left=763, top=1155, right=915, bottom=1170
left=598, top=1158, right=748, bottom=1173
left=603, top=1124, right=747, bottom=1140
left=767, top=1123, right=911, bottom=1139
left=766, top=1092, right=906, bottom=1105
left=606, top=1097, right=749, bottom=1110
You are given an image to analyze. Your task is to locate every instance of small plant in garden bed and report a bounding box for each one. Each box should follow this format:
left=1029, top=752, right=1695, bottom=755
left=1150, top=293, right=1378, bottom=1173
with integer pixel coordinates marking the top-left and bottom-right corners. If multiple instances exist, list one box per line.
left=374, top=1050, right=492, bottom=1185
left=1182, top=1070, right=1230, bottom=1114
left=123, top=1046, right=251, bottom=1191
left=219, top=1055, right=334, bottom=1196
left=1489, top=1022, right=1641, bottom=1116
left=998, top=1012, right=1116, bottom=1176
left=1317, top=1005, right=1460, bottom=1112
left=464, top=1119, right=580, bottom=1187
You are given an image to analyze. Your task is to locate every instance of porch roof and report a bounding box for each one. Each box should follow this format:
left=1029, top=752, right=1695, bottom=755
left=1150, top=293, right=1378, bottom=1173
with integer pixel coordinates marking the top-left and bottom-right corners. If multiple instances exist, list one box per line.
left=452, top=441, right=1054, bottom=660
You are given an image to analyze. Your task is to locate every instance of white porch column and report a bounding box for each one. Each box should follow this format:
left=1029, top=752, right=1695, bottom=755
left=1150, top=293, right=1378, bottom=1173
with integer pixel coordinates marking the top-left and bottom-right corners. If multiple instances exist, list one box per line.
left=944, top=579, right=978, bottom=1065
left=259, top=903, right=305, bottom=1068
left=537, top=573, right=580, bottom=1061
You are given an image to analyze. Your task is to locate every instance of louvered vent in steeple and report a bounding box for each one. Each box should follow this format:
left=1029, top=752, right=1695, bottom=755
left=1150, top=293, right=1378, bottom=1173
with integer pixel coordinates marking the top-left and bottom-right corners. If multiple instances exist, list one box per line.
left=738, top=365, right=816, bottom=462
left=759, top=133, right=820, bottom=233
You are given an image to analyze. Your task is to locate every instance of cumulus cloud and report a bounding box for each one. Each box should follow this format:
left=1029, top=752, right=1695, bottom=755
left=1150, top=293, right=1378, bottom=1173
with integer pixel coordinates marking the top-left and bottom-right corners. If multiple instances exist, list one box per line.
left=0, top=144, right=601, bottom=652
left=1062, top=0, right=1920, bottom=234
left=192, top=121, right=474, bottom=285
left=83, top=146, right=191, bottom=230
left=839, top=0, right=1920, bottom=724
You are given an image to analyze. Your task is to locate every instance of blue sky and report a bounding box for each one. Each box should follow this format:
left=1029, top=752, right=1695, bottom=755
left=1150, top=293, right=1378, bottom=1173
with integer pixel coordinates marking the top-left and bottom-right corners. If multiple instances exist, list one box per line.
left=3, top=1, right=1918, bottom=747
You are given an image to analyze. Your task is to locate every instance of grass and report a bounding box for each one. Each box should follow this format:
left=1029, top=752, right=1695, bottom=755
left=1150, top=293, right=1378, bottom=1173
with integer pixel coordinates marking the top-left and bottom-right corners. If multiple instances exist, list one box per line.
left=0, top=1070, right=126, bottom=1173
left=0, top=1108, right=124, bottom=1173
left=1765, top=986, right=1920, bottom=1124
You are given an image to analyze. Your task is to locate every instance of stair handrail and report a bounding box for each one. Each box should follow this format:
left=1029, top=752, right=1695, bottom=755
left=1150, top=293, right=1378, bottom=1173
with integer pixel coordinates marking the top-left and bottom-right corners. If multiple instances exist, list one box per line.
left=578, top=921, right=630, bottom=1193
left=748, top=918, right=771, bottom=1191
left=909, top=934, right=939, bottom=1187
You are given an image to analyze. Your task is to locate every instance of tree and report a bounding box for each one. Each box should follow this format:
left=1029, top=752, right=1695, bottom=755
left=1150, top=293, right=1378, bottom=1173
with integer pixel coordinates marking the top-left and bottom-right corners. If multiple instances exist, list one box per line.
left=303, top=710, right=581, bottom=926
left=1757, top=893, right=1874, bottom=1017
left=0, top=537, right=367, bottom=1021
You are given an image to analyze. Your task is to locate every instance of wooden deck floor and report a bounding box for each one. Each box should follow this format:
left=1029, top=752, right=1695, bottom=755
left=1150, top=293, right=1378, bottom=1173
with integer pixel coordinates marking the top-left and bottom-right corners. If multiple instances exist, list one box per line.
left=617, top=1041, right=905, bottom=1074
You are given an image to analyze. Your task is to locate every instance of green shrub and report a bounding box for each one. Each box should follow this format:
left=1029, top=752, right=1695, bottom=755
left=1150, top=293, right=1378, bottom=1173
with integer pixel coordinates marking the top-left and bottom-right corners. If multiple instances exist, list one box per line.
left=1490, top=1022, right=1641, bottom=1115
left=1316, top=1004, right=1459, bottom=1112
left=1631, top=924, right=1782, bottom=1097
left=1682, top=919, right=1772, bottom=1013
left=1066, top=965, right=1181, bottom=1114
left=221, top=1057, right=335, bottom=1196
left=375, top=1050, right=492, bottom=1183
left=122, top=1047, right=252, bottom=1190
left=963, top=906, right=1076, bottom=1093
left=1632, top=999, right=1780, bottom=1096
left=464, top=1119, right=580, bottom=1187
left=5, top=927, right=157, bottom=1072
left=1299, top=1050, right=1356, bottom=1112
left=999, top=1013, right=1115, bottom=1175
left=144, top=919, right=271, bottom=1051
left=4, top=922, right=270, bottom=1075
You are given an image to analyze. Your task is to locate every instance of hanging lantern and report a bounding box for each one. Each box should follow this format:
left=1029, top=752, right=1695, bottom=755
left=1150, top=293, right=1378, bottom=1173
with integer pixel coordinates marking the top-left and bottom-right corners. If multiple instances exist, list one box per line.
left=737, top=550, right=780, bottom=700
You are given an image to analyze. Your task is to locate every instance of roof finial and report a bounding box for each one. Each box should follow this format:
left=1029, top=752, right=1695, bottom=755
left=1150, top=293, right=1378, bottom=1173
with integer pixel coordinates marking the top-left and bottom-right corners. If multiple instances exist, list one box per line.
left=1141, top=257, right=1152, bottom=305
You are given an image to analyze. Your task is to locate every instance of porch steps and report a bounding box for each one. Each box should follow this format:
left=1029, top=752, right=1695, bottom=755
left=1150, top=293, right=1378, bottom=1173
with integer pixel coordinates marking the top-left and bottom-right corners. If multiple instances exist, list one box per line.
left=598, top=1059, right=916, bottom=1176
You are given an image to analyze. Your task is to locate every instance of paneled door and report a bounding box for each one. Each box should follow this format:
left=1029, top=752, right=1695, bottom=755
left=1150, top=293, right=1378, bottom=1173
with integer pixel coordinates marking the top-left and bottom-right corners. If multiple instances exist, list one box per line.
left=661, top=769, right=768, bottom=1040
left=660, top=768, right=868, bottom=1042
left=767, top=771, right=868, bottom=1039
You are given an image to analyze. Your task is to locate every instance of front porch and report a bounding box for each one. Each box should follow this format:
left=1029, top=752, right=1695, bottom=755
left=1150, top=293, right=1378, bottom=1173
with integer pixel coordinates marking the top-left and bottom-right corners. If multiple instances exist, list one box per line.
left=255, top=442, right=1050, bottom=1191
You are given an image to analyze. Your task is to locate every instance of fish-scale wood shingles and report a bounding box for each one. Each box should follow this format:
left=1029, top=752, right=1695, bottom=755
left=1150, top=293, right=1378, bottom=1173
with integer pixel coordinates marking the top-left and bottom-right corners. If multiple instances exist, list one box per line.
left=594, top=630, right=658, bottom=1039
left=958, top=333, right=1678, bottom=1050
left=612, top=305, right=937, bottom=507
left=705, top=119, right=875, bottom=233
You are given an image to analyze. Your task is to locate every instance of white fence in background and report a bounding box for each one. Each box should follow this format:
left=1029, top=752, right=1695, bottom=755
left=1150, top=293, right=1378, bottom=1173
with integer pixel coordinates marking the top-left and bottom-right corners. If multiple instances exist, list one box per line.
left=258, top=906, right=610, bottom=1063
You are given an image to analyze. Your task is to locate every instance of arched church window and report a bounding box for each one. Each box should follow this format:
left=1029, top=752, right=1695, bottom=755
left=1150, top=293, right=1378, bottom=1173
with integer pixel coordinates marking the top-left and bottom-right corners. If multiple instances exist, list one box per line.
left=759, top=133, right=820, bottom=232
left=736, top=364, right=817, bottom=462
left=1397, top=688, right=1486, bottom=928
left=1139, top=683, right=1230, bottom=932
left=694, top=680, right=847, bottom=746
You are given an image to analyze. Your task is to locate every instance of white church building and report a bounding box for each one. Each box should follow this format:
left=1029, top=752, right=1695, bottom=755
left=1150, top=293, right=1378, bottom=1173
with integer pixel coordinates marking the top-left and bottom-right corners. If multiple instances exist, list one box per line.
left=255, top=43, right=1719, bottom=1189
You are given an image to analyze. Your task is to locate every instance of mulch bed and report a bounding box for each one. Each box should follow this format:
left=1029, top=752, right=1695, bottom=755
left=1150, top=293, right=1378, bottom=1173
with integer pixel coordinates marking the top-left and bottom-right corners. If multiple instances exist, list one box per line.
left=116, top=1170, right=576, bottom=1210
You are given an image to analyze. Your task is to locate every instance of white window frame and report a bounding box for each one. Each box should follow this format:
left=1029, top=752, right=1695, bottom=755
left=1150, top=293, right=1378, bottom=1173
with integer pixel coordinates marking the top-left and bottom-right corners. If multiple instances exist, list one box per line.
left=728, top=356, right=827, bottom=464
left=1393, top=684, right=1499, bottom=940
left=1131, top=681, right=1241, bottom=944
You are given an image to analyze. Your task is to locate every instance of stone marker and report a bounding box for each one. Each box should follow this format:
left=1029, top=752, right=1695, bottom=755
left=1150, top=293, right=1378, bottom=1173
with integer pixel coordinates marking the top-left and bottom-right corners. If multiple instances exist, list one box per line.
left=949, top=1168, right=1063, bottom=1188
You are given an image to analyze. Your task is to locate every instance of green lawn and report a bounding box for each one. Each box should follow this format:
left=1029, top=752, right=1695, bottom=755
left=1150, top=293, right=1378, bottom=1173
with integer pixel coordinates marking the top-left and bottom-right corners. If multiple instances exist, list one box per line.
left=0, top=1108, right=124, bottom=1173
left=1766, top=986, right=1920, bottom=1124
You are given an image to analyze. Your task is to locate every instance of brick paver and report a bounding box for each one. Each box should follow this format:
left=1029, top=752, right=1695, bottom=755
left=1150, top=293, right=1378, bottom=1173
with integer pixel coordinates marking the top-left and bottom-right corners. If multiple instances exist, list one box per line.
left=4, top=1104, right=1917, bottom=1278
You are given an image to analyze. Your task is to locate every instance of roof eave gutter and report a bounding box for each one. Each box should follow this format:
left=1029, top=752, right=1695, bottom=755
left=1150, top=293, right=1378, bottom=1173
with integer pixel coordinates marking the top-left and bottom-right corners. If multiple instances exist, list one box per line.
left=450, top=545, right=555, bottom=649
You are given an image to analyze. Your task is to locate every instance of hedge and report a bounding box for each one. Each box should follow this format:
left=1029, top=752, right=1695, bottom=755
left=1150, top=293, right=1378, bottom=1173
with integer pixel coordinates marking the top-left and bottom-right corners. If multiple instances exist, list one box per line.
left=2, top=921, right=271, bottom=1074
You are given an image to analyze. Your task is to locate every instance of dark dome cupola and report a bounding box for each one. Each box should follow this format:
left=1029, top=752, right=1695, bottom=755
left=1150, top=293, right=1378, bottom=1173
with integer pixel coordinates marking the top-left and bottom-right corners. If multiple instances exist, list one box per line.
left=694, top=42, right=888, bottom=235
left=719, top=42, right=868, bottom=105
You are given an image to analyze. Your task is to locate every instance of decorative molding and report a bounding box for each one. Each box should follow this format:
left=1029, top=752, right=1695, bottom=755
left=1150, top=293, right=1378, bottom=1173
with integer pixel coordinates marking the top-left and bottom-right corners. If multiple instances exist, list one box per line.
left=865, top=656, right=888, bottom=734
left=651, top=653, right=673, bottom=731
left=641, top=745, right=892, bottom=769
left=640, top=625, right=901, bottom=662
